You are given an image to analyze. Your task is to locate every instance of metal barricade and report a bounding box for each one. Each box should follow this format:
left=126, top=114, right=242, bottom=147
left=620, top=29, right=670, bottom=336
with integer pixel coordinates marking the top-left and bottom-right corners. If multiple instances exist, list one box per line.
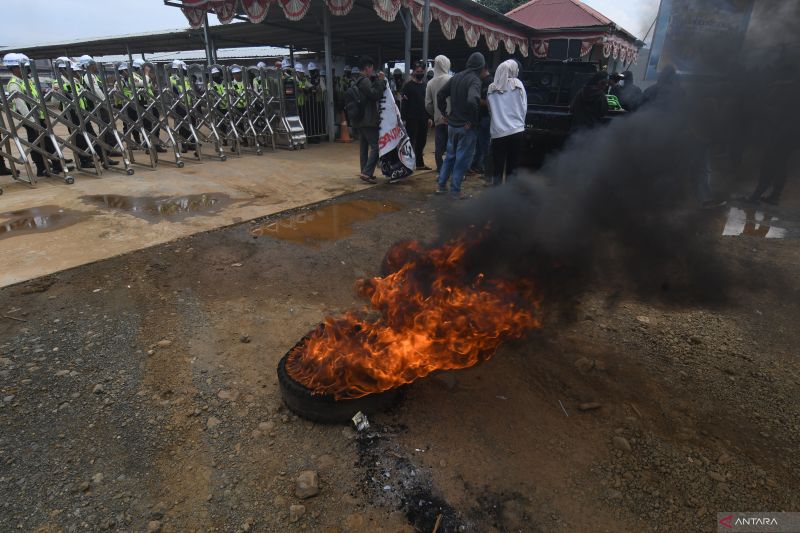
left=161, top=65, right=201, bottom=162
left=296, top=74, right=328, bottom=142
left=227, top=66, right=262, bottom=155
left=206, top=64, right=240, bottom=156
left=0, top=91, right=34, bottom=188
left=108, top=62, right=157, bottom=169
left=249, top=66, right=276, bottom=151
left=81, top=64, right=134, bottom=175
left=185, top=64, right=226, bottom=161
left=273, top=72, right=306, bottom=150
left=139, top=62, right=184, bottom=168
left=0, top=62, right=75, bottom=185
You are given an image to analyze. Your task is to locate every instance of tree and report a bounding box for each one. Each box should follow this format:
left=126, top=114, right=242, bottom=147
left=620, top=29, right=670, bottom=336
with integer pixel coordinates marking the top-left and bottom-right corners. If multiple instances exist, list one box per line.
left=474, top=0, right=527, bottom=15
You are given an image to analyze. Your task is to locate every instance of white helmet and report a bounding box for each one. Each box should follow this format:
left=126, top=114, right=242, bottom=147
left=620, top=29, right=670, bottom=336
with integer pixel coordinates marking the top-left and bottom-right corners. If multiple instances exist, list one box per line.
left=231, top=65, right=242, bottom=74
left=344, top=65, right=351, bottom=73
left=78, top=54, right=95, bottom=66
left=171, top=59, right=187, bottom=70
left=2, top=53, right=22, bottom=67
left=294, top=64, right=305, bottom=74
left=55, top=56, right=70, bottom=69
left=210, top=66, right=221, bottom=74
left=117, top=62, right=129, bottom=72
left=351, top=66, right=360, bottom=75
left=307, top=62, right=318, bottom=71
left=281, top=58, right=291, bottom=70
left=71, top=61, right=84, bottom=72
left=132, top=59, right=144, bottom=69
left=256, top=61, right=266, bottom=69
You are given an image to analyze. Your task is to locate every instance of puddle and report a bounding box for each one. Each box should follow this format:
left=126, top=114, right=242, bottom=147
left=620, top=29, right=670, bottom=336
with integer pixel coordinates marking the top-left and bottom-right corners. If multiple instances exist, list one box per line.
left=81, top=193, right=231, bottom=222
left=722, top=207, right=787, bottom=239
left=0, top=206, right=84, bottom=240
left=250, top=199, right=403, bottom=245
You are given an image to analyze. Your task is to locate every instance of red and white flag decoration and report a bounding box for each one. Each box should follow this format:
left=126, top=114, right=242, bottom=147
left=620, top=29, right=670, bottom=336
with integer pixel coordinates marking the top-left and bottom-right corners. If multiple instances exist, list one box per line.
left=324, top=0, right=354, bottom=16
left=213, top=0, right=238, bottom=24
left=278, top=0, right=311, bottom=21
left=241, top=0, right=271, bottom=23
left=373, top=0, right=402, bottom=22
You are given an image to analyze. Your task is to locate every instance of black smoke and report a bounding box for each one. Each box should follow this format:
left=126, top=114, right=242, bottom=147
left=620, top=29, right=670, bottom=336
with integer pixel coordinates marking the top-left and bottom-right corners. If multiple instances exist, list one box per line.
left=438, top=2, right=800, bottom=314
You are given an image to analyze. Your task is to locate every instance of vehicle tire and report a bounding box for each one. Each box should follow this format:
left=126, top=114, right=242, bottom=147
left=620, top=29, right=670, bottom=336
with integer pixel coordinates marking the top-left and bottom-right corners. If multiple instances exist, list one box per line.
left=277, top=345, right=404, bottom=425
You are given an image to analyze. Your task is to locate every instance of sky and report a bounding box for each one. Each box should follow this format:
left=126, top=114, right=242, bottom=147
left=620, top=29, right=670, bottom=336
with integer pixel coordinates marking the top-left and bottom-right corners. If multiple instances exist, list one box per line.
left=1, top=0, right=661, bottom=49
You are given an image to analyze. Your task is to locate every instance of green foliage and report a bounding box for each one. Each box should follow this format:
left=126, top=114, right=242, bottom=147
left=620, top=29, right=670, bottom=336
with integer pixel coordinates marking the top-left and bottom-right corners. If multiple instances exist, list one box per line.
left=474, top=0, right=527, bottom=15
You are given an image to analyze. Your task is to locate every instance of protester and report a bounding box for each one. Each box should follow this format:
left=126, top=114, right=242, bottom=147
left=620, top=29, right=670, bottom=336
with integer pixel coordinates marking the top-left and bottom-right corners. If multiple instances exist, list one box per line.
left=642, top=65, right=684, bottom=110
left=436, top=52, right=485, bottom=199
left=401, top=61, right=431, bottom=171
left=612, top=70, right=643, bottom=111
left=425, top=54, right=452, bottom=172
left=570, top=71, right=609, bottom=131
left=351, top=56, right=386, bottom=184
left=469, top=65, right=491, bottom=176
left=487, top=59, right=527, bottom=186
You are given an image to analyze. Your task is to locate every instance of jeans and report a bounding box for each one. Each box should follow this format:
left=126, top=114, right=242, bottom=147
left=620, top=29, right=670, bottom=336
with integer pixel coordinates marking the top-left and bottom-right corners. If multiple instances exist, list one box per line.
left=471, top=116, right=491, bottom=172
left=491, top=132, right=523, bottom=185
left=438, top=125, right=477, bottom=194
left=358, top=126, right=380, bottom=177
left=434, top=124, right=448, bottom=171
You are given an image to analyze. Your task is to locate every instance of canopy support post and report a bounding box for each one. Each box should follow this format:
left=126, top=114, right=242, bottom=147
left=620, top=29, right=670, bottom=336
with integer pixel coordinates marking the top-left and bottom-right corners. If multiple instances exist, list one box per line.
left=323, top=7, right=336, bottom=143
left=290, top=46, right=295, bottom=68
left=203, top=13, right=213, bottom=66
left=402, top=8, right=412, bottom=76
left=126, top=44, right=134, bottom=67
left=422, top=0, right=431, bottom=69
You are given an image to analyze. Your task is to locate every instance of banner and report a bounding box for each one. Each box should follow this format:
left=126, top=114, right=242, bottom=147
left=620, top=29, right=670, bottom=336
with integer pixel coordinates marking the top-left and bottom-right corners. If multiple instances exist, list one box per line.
left=646, top=0, right=755, bottom=80
left=378, top=84, right=414, bottom=181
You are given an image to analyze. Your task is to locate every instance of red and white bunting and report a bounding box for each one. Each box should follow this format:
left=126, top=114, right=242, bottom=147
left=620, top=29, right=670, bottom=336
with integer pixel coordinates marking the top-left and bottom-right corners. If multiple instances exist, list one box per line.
left=279, top=0, right=311, bottom=21
left=324, top=0, right=354, bottom=16
left=373, top=0, right=402, bottom=22
left=242, top=0, right=271, bottom=23
left=212, top=0, right=238, bottom=24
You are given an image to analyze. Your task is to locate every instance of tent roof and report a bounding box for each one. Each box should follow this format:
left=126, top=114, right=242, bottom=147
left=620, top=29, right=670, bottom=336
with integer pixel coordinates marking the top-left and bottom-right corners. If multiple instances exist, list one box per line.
left=507, top=0, right=638, bottom=43
left=3, top=0, right=536, bottom=65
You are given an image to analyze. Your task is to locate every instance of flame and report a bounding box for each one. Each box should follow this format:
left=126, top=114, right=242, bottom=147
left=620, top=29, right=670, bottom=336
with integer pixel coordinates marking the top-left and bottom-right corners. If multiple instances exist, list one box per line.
left=285, top=235, right=541, bottom=399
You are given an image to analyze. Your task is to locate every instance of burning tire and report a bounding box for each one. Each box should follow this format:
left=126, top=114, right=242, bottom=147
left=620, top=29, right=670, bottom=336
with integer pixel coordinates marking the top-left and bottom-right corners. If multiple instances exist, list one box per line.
left=277, top=347, right=404, bottom=424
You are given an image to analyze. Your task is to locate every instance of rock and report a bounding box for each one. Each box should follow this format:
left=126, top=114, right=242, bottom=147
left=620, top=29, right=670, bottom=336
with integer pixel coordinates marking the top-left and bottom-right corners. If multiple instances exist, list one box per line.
left=574, top=357, right=594, bottom=374
left=258, top=421, right=275, bottom=432
left=289, top=504, right=306, bottom=523
left=156, top=339, right=172, bottom=348
left=55, top=369, right=70, bottom=377
left=612, top=436, right=632, bottom=452
left=92, top=384, right=104, bottom=394
left=240, top=335, right=251, bottom=344
left=147, top=350, right=155, bottom=356
left=689, top=336, right=702, bottom=345
left=578, top=402, right=602, bottom=411
left=708, top=471, right=726, bottom=482
left=241, top=517, right=256, bottom=531
left=79, top=481, right=91, bottom=492
left=295, top=470, right=319, bottom=499
left=635, top=315, right=651, bottom=324
left=206, top=416, right=222, bottom=430
left=3, top=395, right=15, bottom=403
left=91, top=473, right=104, bottom=484
left=147, top=520, right=162, bottom=532
left=344, top=514, right=366, bottom=529
left=217, top=389, right=240, bottom=402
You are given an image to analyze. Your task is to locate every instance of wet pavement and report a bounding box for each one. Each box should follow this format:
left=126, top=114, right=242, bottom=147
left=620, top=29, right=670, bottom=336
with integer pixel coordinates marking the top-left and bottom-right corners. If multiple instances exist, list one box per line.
left=81, top=193, right=233, bottom=222
left=250, top=199, right=403, bottom=245
left=0, top=206, right=85, bottom=240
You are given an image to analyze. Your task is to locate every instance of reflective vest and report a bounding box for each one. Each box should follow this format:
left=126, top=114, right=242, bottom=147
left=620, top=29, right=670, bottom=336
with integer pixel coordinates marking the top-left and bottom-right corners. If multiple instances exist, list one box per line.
left=296, top=77, right=310, bottom=107
left=133, top=72, right=154, bottom=99
left=58, top=75, right=87, bottom=110
left=232, top=80, right=246, bottom=108
left=8, top=75, right=45, bottom=119
left=170, top=74, right=193, bottom=102
left=209, top=82, right=227, bottom=109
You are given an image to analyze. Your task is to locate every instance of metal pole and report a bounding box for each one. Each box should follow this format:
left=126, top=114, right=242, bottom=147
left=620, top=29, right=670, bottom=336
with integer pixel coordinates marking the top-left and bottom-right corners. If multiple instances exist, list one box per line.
left=403, top=8, right=411, bottom=76
left=422, top=0, right=431, bottom=69
left=323, top=7, right=335, bottom=143
left=126, top=44, right=134, bottom=66
left=289, top=46, right=295, bottom=68
left=203, top=13, right=213, bottom=66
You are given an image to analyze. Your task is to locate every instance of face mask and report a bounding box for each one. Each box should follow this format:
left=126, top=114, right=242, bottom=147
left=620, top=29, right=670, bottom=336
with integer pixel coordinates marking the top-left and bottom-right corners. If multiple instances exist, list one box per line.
left=414, top=73, right=424, bottom=80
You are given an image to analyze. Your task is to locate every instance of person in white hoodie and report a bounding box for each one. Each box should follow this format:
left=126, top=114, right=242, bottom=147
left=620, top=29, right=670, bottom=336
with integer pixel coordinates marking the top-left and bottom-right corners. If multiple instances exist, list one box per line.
left=487, top=59, right=527, bottom=186
left=424, top=55, right=452, bottom=172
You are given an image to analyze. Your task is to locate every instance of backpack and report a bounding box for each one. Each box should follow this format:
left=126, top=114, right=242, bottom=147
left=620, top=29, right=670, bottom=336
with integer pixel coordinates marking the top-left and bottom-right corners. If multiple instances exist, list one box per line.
left=344, top=80, right=365, bottom=125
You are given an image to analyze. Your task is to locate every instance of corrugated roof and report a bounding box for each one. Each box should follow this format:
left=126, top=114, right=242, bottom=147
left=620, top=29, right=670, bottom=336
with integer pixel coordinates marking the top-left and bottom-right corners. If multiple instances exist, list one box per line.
left=506, top=0, right=612, bottom=29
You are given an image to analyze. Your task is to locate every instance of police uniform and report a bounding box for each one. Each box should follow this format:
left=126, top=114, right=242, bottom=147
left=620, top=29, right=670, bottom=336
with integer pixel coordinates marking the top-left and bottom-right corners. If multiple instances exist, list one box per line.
left=169, top=60, right=195, bottom=151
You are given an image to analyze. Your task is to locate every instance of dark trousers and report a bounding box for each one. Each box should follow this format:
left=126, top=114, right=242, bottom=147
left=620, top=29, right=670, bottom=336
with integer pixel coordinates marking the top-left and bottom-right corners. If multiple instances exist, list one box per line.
left=434, top=123, right=448, bottom=171
left=751, top=142, right=794, bottom=202
left=66, top=109, right=92, bottom=166
left=358, top=126, right=380, bottom=177
left=175, top=104, right=195, bottom=145
left=141, top=103, right=161, bottom=141
left=98, top=106, right=117, bottom=147
left=125, top=106, right=142, bottom=144
left=405, top=117, right=428, bottom=168
left=491, top=132, right=523, bottom=185
left=25, top=121, right=61, bottom=174
left=471, top=116, right=491, bottom=172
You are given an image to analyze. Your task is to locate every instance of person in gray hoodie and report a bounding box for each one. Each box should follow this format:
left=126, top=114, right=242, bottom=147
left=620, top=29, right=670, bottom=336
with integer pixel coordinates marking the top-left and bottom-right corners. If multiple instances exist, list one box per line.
left=424, top=55, right=452, bottom=172
left=436, top=52, right=484, bottom=198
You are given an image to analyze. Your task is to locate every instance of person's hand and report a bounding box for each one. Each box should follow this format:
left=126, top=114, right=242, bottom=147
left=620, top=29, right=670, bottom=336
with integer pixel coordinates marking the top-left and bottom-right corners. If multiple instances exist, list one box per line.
left=427, top=118, right=433, bottom=129
left=442, top=115, right=448, bottom=125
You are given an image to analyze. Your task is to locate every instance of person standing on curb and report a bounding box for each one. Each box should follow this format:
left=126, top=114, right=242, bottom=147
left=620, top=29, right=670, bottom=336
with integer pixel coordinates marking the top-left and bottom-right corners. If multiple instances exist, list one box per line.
left=425, top=55, right=452, bottom=173
left=487, top=59, right=527, bottom=186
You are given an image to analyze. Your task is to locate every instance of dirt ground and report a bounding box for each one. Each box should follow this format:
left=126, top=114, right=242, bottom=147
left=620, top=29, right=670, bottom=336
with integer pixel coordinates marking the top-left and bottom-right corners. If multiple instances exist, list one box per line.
left=1, top=173, right=799, bottom=533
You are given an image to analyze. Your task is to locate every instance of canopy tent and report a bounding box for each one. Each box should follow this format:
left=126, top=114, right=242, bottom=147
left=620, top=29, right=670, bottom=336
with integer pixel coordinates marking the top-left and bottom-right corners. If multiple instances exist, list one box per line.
left=506, top=0, right=641, bottom=67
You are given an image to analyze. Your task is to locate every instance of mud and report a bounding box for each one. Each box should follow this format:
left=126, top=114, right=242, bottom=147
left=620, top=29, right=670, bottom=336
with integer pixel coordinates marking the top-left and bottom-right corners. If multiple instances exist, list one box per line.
left=80, top=193, right=232, bottom=221
left=0, top=205, right=85, bottom=240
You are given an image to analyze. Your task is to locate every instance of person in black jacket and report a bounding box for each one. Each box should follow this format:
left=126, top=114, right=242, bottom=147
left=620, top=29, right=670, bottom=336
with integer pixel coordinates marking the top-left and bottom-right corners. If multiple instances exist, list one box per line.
left=436, top=52, right=484, bottom=198
left=401, top=61, right=432, bottom=170
left=611, top=70, right=643, bottom=111
left=352, top=56, right=387, bottom=184
left=570, top=71, right=609, bottom=131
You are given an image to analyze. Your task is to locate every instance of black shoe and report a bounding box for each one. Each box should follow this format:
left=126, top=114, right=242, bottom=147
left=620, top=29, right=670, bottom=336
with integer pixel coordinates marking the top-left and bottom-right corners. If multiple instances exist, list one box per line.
left=36, top=169, right=50, bottom=177
left=156, top=145, right=167, bottom=153
left=64, top=158, right=74, bottom=164
left=0, top=167, right=12, bottom=176
left=80, top=160, right=95, bottom=169
left=105, top=160, right=120, bottom=166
